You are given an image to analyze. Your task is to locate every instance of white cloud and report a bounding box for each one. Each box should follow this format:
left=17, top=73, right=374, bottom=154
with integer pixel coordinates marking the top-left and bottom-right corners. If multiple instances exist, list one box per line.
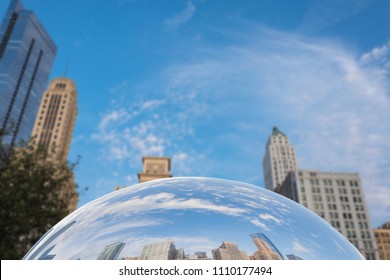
left=292, top=239, right=311, bottom=254
left=259, top=213, right=282, bottom=225
left=93, top=24, right=390, bottom=226
left=360, top=41, right=390, bottom=65
left=172, top=152, right=190, bottom=175
left=250, top=218, right=270, bottom=231
left=165, top=1, right=196, bottom=30
left=159, top=28, right=390, bottom=226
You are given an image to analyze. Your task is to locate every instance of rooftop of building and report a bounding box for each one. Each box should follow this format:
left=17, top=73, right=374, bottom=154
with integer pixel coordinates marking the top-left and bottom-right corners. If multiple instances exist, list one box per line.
left=271, top=126, right=286, bottom=137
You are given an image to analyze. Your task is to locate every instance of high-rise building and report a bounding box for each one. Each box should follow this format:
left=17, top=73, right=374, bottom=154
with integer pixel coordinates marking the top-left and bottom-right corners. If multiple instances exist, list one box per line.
left=374, top=222, right=390, bottom=260
left=97, top=242, right=126, bottom=260
left=137, top=156, right=172, bottom=183
left=186, top=251, right=208, bottom=260
left=139, top=239, right=178, bottom=260
left=263, top=127, right=297, bottom=190
left=250, top=233, right=284, bottom=260
left=275, top=169, right=379, bottom=260
left=31, top=77, right=77, bottom=161
left=211, top=241, right=249, bottom=260
left=0, top=0, right=56, bottom=146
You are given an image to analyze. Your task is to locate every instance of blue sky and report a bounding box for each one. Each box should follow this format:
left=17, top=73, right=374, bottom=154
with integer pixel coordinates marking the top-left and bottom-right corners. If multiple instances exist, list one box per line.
left=1, top=0, right=389, bottom=227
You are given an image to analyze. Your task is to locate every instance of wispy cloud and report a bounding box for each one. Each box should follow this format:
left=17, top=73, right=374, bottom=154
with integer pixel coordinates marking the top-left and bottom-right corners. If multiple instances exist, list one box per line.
left=360, top=40, right=390, bottom=69
left=292, top=239, right=311, bottom=254
left=165, top=0, right=196, bottom=30
left=299, top=0, right=375, bottom=32
left=93, top=23, right=390, bottom=226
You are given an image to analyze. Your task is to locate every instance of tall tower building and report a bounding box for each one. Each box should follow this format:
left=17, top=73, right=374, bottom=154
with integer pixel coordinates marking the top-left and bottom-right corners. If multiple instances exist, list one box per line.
left=97, top=242, right=126, bottom=260
left=275, top=169, right=379, bottom=260
left=250, top=233, right=284, bottom=260
left=211, top=241, right=249, bottom=260
left=31, top=77, right=77, bottom=161
left=0, top=0, right=56, bottom=146
left=139, top=239, right=177, bottom=260
left=263, top=127, right=297, bottom=190
left=137, top=156, right=172, bottom=183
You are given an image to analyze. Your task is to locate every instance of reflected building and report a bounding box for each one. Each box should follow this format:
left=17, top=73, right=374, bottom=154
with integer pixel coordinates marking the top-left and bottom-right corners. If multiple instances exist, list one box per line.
left=276, top=169, right=379, bottom=260
left=212, top=241, right=249, bottom=260
left=374, top=222, right=390, bottom=260
left=186, top=251, right=208, bottom=260
left=263, top=127, right=297, bottom=191
left=139, top=239, right=179, bottom=260
left=250, top=233, right=284, bottom=260
left=0, top=0, right=56, bottom=146
left=23, top=178, right=366, bottom=260
left=124, top=256, right=139, bottom=260
left=97, top=242, right=125, bottom=260
left=138, top=156, right=172, bottom=183
left=286, top=254, right=303, bottom=260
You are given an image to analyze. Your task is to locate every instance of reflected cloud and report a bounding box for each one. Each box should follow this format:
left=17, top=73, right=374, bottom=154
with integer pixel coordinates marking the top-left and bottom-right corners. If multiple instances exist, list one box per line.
left=24, top=178, right=364, bottom=260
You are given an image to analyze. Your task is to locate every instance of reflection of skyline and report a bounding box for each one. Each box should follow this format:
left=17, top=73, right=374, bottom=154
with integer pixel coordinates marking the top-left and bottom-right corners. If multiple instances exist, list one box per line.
left=212, top=241, right=250, bottom=260
left=97, top=242, right=125, bottom=260
left=99, top=237, right=307, bottom=260
left=250, top=233, right=284, bottom=260
left=24, top=178, right=365, bottom=260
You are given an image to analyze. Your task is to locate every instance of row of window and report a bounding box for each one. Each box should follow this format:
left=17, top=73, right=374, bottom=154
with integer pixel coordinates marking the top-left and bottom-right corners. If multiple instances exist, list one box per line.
left=299, top=176, right=360, bottom=188
left=55, top=83, right=66, bottom=89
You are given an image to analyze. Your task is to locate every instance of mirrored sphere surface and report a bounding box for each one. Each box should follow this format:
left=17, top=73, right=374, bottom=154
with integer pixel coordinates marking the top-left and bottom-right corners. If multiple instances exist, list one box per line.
left=24, top=177, right=364, bottom=260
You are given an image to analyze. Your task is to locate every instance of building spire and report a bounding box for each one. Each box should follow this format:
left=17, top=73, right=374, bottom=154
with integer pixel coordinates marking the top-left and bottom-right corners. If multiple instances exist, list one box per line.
left=64, top=53, right=71, bottom=77
left=272, top=126, right=286, bottom=137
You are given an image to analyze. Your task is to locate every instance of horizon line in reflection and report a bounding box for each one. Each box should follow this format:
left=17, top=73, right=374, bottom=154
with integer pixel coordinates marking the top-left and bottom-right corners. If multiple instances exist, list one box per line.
left=96, top=233, right=304, bottom=260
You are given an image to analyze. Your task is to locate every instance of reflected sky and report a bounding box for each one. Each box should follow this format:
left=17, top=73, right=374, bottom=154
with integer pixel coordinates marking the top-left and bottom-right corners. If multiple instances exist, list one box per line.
left=24, top=177, right=364, bottom=260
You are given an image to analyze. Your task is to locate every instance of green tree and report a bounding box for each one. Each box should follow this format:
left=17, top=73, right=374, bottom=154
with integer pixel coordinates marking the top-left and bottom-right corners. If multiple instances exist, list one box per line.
left=0, top=130, right=79, bottom=259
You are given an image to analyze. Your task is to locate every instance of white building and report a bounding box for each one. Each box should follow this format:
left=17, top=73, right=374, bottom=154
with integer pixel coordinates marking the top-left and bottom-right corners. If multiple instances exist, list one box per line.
left=275, top=169, right=379, bottom=260
left=263, top=127, right=297, bottom=190
left=139, top=239, right=177, bottom=260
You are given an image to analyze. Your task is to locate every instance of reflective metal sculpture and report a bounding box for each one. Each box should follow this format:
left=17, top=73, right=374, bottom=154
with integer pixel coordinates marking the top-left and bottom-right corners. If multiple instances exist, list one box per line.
left=24, top=177, right=364, bottom=260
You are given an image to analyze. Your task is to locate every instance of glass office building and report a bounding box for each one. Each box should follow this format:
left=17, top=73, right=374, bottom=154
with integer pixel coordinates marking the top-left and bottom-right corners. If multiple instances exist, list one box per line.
left=0, top=0, right=56, bottom=146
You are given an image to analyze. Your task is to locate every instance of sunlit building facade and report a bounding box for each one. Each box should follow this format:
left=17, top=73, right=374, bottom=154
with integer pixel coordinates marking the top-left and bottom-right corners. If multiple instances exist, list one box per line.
left=250, top=233, right=284, bottom=260
left=138, top=156, right=172, bottom=183
left=0, top=0, right=56, bottom=146
left=212, top=241, right=249, bottom=260
left=97, top=242, right=125, bottom=260
left=276, top=169, right=379, bottom=260
left=31, top=77, right=77, bottom=161
left=374, top=222, right=390, bottom=260
left=139, top=239, right=179, bottom=260
left=263, top=127, right=297, bottom=191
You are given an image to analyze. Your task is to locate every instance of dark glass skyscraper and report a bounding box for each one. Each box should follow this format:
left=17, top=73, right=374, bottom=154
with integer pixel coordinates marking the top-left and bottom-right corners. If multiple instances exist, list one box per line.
left=0, top=0, right=56, bottom=146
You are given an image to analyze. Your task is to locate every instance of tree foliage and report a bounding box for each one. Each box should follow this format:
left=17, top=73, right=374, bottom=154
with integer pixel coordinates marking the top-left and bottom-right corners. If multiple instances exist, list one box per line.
left=0, top=130, right=79, bottom=259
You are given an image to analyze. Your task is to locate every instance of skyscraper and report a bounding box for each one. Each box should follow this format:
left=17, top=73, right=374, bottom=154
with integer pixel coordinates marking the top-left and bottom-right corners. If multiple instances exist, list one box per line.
left=139, top=239, right=177, bottom=260
left=31, top=77, right=77, bottom=161
left=276, top=169, right=379, bottom=260
left=211, top=241, right=249, bottom=260
left=250, top=233, right=284, bottom=260
left=263, top=127, right=297, bottom=190
left=0, top=0, right=56, bottom=146
left=97, top=242, right=126, bottom=260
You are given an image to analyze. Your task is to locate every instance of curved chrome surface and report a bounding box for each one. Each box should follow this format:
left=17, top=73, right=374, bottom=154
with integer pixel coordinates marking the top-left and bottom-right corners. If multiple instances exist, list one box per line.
left=24, top=177, right=364, bottom=260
